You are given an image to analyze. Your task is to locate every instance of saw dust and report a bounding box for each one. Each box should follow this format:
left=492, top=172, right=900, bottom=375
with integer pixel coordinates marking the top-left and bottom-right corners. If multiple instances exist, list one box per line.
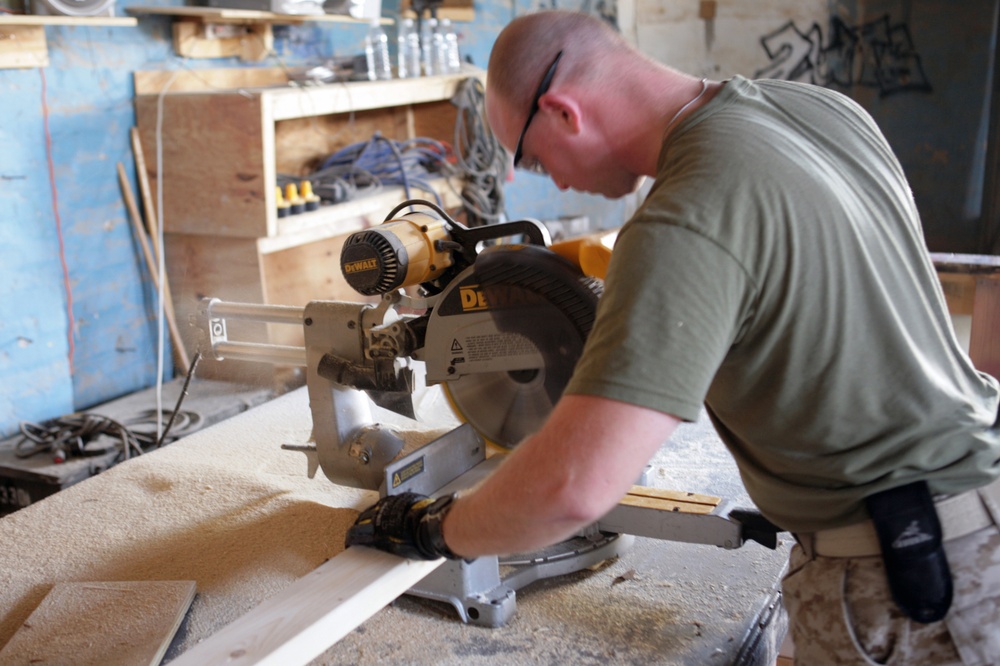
left=0, top=390, right=789, bottom=665
left=0, top=388, right=451, bottom=656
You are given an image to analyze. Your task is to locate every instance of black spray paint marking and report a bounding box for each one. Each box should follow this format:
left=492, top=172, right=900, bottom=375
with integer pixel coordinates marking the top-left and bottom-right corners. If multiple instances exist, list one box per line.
left=755, top=15, right=932, bottom=97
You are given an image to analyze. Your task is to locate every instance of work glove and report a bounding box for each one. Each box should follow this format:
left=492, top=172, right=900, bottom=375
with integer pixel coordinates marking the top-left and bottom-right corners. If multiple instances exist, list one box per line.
left=345, top=491, right=462, bottom=560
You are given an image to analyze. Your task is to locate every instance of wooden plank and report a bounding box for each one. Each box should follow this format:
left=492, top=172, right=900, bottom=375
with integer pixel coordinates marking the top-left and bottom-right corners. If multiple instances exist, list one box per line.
left=626, top=485, right=722, bottom=507
left=970, top=278, right=1000, bottom=378
left=168, top=547, right=441, bottom=666
left=0, top=25, right=47, bottom=69
left=265, top=70, right=483, bottom=121
left=619, top=493, right=716, bottom=515
left=134, top=67, right=289, bottom=95
left=0, top=581, right=195, bottom=666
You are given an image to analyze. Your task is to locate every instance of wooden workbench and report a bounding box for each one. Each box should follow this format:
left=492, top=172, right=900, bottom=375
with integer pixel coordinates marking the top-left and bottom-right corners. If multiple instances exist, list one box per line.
left=0, top=387, right=790, bottom=664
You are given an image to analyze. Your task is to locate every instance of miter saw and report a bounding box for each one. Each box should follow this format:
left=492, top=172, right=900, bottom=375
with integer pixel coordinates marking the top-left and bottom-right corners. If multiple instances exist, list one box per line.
left=197, top=199, right=779, bottom=627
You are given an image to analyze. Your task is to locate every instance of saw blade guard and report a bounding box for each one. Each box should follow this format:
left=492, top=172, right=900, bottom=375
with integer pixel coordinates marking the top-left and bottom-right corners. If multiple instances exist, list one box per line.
left=424, top=244, right=603, bottom=449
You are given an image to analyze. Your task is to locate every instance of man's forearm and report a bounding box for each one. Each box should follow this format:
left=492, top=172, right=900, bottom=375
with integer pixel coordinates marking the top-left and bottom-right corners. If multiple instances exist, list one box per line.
left=439, top=394, right=680, bottom=558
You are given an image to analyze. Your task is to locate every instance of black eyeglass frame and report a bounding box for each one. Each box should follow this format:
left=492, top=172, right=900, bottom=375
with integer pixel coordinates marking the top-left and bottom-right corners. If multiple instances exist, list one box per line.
left=512, top=50, right=564, bottom=170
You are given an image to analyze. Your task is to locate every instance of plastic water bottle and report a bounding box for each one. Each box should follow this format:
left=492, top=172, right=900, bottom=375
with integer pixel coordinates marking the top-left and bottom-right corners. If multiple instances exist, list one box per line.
left=396, top=17, right=420, bottom=78
left=431, top=18, right=448, bottom=76
left=420, top=18, right=438, bottom=76
left=440, top=18, right=461, bottom=73
left=364, top=19, right=391, bottom=81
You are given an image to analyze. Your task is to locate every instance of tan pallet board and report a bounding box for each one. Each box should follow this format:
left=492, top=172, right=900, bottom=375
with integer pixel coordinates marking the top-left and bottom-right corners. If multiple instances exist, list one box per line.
left=0, top=580, right=195, bottom=666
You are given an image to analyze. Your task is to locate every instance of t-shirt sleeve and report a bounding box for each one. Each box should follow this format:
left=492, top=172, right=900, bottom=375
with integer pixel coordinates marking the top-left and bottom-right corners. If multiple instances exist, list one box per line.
left=564, top=220, right=755, bottom=422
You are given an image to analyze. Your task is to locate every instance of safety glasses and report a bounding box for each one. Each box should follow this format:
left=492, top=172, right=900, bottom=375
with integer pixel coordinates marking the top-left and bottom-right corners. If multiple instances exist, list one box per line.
left=512, top=50, right=563, bottom=175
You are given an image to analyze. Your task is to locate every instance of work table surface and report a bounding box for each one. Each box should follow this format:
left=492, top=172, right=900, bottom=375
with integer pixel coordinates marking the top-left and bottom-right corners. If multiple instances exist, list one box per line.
left=0, top=385, right=789, bottom=665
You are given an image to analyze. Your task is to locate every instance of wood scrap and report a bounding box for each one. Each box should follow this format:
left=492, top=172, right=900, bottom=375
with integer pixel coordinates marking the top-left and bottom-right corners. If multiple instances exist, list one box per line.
left=117, top=161, right=191, bottom=370
left=0, top=580, right=195, bottom=666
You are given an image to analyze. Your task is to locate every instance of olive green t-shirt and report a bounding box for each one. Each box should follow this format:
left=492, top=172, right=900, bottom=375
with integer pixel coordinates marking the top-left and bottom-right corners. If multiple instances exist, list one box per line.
left=565, top=76, right=1000, bottom=533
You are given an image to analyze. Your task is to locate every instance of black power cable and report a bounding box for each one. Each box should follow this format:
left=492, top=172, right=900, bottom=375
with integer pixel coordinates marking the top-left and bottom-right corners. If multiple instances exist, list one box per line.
left=15, top=350, right=204, bottom=464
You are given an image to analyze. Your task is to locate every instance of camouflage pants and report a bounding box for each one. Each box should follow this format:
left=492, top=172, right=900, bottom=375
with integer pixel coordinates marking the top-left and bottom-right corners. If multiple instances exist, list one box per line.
left=782, top=524, right=1000, bottom=665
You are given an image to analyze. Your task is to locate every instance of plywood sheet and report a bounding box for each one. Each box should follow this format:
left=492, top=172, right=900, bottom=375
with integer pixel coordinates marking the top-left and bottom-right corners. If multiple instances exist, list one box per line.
left=134, top=93, right=270, bottom=237
left=0, top=581, right=195, bottom=666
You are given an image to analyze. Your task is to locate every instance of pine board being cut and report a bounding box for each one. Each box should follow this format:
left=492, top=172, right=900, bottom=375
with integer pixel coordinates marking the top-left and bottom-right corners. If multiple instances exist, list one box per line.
left=169, top=547, right=442, bottom=666
left=0, top=580, right=196, bottom=666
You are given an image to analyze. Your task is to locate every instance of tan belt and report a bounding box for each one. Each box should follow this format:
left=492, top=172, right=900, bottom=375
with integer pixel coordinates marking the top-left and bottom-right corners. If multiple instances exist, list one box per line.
left=801, top=476, right=1000, bottom=558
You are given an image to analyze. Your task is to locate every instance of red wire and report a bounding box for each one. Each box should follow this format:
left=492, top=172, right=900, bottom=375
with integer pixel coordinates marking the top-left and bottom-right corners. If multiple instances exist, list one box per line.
left=40, top=68, right=75, bottom=371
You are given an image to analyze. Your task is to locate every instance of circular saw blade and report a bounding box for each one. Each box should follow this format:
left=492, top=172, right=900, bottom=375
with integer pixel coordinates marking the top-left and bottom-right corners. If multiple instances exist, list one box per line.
left=443, top=365, right=556, bottom=448
left=429, top=244, right=603, bottom=449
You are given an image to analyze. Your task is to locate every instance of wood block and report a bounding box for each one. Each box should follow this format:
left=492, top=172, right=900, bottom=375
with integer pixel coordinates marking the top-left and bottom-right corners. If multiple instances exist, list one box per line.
left=619, top=493, right=716, bottom=515
left=627, top=484, right=721, bottom=507
left=0, top=581, right=196, bottom=666
left=0, top=25, right=47, bottom=69
left=173, top=20, right=274, bottom=62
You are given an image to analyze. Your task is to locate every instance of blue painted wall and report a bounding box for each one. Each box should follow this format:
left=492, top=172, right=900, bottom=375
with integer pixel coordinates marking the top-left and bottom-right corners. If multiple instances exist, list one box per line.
left=0, top=0, right=619, bottom=438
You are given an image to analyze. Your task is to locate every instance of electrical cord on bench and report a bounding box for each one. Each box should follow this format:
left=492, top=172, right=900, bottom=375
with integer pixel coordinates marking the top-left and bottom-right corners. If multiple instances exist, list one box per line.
left=15, top=350, right=204, bottom=463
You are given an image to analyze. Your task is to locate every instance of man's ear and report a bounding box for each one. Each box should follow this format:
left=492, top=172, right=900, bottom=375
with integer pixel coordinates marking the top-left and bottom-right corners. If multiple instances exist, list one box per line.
left=538, top=92, right=582, bottom=134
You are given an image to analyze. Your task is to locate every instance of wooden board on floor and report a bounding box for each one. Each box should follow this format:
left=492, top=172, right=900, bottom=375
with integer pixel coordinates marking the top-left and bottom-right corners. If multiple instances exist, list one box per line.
left=0, top=580, right=196, bottom=666
left=169, top=547, right=442, bottom=665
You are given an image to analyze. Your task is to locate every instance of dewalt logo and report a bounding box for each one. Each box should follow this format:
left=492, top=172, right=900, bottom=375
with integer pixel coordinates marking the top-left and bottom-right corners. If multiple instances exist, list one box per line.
left=460, top=285, right=490, bottom=311
left=344, top=258, right=378, bottom=274
left=458, top=284, right=541, bottom=312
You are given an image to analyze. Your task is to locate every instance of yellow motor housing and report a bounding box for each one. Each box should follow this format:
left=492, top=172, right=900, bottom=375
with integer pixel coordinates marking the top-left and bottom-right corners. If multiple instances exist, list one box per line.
left=340, top=212, right=454, bottom=295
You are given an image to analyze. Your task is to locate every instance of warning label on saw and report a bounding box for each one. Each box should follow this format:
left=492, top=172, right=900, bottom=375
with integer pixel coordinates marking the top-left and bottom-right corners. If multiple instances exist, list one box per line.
left=391, top=456, right=424, bottom=488
left=463, top=333, right=536, bottom=361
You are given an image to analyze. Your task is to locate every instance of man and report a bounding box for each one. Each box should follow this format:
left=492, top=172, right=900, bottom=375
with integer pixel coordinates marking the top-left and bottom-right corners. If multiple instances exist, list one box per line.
left=347, top=10, right=1000, bottom=663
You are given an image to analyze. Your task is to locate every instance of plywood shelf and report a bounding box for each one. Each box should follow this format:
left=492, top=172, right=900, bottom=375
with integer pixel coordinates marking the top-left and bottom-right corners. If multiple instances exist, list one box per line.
left=125, top=5, right=388, bottom=24
left=133, top=68, right=485, bottom=379
left=125, top=5, right=388, bottom=61
left=0, top=15, right=136, bottom=69
left=0, top=15, right=136, bottom=25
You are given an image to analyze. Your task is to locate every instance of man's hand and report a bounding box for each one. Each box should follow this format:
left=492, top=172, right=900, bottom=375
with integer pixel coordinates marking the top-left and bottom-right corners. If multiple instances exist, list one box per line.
left=344, top=492, right=461, bottom=560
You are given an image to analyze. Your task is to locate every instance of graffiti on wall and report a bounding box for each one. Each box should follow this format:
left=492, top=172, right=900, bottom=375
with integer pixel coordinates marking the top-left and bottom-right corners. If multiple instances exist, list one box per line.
left=755, top=15, right=932, bottom=96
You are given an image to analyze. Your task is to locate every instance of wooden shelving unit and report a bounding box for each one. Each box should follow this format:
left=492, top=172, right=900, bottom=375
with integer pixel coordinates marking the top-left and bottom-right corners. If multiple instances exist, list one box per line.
left=126, top=5, right=388, bottom=61
left=0, top=15, right=137, bottom=68
left=133, top=67, right=485, bottom=381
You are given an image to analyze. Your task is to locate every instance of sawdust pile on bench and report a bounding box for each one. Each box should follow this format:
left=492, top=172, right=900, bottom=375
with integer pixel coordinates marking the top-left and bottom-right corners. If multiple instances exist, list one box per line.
left=0, top=389, right=449, bottom=654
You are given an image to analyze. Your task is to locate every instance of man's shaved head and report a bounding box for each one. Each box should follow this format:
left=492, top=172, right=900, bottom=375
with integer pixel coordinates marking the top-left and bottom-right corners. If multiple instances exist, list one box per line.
left=487, top=11, right=634, bottom=113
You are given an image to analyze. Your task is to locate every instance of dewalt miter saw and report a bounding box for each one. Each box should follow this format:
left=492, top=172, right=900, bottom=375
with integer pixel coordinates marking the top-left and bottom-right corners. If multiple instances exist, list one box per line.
left=198, top=199, right=778, bottom=626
